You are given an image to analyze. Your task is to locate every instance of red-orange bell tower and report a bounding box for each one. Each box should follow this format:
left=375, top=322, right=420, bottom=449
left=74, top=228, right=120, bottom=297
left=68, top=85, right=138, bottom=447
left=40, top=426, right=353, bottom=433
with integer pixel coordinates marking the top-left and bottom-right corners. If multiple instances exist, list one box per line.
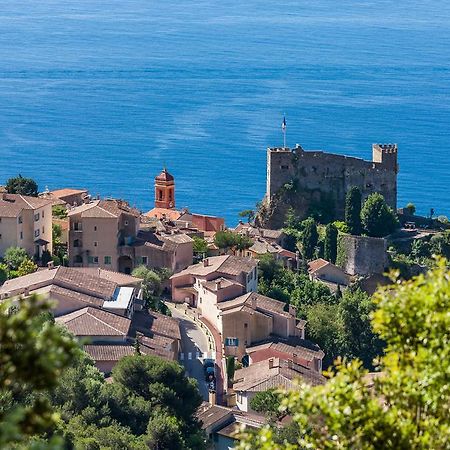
left=154, top=168, right=175, bottom=209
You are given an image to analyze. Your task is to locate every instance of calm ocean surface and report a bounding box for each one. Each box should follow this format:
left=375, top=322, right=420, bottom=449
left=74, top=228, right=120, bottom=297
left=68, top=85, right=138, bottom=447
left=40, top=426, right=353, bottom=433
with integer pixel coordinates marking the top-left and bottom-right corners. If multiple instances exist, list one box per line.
left=1, top=1, right=449, bottom=224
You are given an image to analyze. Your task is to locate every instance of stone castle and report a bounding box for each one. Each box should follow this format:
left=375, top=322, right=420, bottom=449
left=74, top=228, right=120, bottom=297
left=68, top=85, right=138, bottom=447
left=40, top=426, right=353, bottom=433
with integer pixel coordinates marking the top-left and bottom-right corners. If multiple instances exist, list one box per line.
left=257, top=143, right=398, bottom=229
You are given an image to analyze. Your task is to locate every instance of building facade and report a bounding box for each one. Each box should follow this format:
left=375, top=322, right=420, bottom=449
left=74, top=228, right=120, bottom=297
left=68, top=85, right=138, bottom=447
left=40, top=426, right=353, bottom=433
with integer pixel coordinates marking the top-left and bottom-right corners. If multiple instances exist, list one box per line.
left=0, top=193, right=53, bottom=259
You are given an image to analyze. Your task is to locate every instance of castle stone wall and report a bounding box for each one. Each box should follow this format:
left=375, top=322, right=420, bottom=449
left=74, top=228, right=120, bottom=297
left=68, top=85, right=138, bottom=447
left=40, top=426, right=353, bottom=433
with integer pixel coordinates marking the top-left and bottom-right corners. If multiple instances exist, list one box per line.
left=337, top=234, right=388, bottom=276
left=261, top=144, right=398, bottom=229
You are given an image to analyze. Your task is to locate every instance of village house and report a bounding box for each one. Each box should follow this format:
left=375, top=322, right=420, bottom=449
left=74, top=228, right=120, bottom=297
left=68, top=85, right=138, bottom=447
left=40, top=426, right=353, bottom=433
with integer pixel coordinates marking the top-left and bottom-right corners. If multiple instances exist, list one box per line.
left=232, top=357, right=326, bottom=413
left=0, top=193, right=53, bottom=259
left=246, top=338, right=325, bottom=372
left=68, top=197, right=193, bottom=274
left=39, top=187, right=89, bottom=206
left=197, top=402, right=267, bottom=450
left=170, top=255, right=258, bottom=306
left=308, top=258, right=350, bottom=292
left=0, top=265, right=182, bottom=373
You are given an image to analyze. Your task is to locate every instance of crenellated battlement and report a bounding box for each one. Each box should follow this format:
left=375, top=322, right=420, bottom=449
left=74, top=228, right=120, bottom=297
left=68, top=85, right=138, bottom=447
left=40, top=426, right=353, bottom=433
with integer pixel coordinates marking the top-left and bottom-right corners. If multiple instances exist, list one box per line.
left=261, top=141, right=399, bottom=228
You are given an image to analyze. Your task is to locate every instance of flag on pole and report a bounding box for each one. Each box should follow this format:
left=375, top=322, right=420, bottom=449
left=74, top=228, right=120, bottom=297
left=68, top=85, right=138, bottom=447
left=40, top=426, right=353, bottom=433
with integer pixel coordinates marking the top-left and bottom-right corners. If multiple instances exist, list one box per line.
left=282, top=115, right=286, bottom=132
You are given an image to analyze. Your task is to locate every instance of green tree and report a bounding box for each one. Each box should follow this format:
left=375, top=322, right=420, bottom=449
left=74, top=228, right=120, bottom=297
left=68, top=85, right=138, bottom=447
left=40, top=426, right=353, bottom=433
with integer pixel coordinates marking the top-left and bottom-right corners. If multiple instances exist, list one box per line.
left=3, top=246, right=29, bottom=271
left=5, top=175, right=38, bottom=196
left=146, top=412, right=185, bottom=450
left=323, top=223, right=338, bottom=263
left=429, top=231, right=450, bottom=258
left=239, top=259, right=450, bottom=450
left=192, top=236, right=208, bottom=257
left=234, top=234, right=253, bottom=251
left=213, top=230, right=237, bottom=250
left=238, top=209, right=255, bottom=223
left=0, top=263, right=7, bottom=284
left=345, top=186, right=362, bottom=235
left=226, top=356, right=235, bottom=385
left=300, top=218, right=318, bottom=260
left=249, top=389, right=283, bottom=420
left=131, top=266, right=167, bottom=313
left=17, top=258, right=38, bottom=276
left=361, top=192, right=399, bottom=237
left=52, top=204, right=68, bottom=219
left=405, top=202, right=416, bottom=215
left=0, top=296, right=77, bottom=448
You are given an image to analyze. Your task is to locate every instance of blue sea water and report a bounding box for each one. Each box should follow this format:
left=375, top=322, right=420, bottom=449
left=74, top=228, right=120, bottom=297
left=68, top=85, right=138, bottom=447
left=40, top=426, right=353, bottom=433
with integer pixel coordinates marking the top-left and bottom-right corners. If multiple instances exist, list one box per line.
left=0, top=0, right=449, bottom=224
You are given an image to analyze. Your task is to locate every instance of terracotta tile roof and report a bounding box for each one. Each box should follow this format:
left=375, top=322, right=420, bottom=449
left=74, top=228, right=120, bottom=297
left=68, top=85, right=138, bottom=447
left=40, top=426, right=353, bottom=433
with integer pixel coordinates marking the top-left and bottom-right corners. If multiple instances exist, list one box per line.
left=56, top=307, right=131, bottom=337
left=0, top=193, right=52, bottom=217
left=70, top=268, right=142, bottom=286
left=68, top=199, right=139, bottom=219
left=48, top=285, right=104, bottom=308
left=46, top=188, right=88, bottom=199
left=217, top=292, right=291, bottom=318
left=196, top=403, right=233, bottom=430
left=171, top=255, right=257, bottom=280
left=144, top=207, right=181, bottom=221
left=308, top=258, right=331, bottom=273
left=155, top=168, right=174, bottom=182
left=131, top=310, right=181, bottom=341
left=162, top=233, right=193, bottom=244
left=0, top=266, right=117, bottom=301
left=202, top=277, right=244, bottom=292
left=247, top=338, right=324, bottom=362
left=233, top=358, right=326, bottom=392
left=84, top=344, right=134, bottom=361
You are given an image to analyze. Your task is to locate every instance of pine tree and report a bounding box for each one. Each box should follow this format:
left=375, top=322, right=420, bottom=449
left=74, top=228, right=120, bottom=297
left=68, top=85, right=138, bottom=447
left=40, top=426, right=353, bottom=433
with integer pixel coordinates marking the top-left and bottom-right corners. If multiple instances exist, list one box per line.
left=301, top=218, right=318, bottom=260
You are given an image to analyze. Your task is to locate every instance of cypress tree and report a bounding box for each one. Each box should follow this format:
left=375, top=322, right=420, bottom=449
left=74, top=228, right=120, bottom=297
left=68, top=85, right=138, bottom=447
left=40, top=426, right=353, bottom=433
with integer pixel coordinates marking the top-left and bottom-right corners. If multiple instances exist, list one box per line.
left=345, top=187, right=362, bottom=235
left=324, top=223, right=338, bottom=263
left=301, top=218, right=318, bottom=260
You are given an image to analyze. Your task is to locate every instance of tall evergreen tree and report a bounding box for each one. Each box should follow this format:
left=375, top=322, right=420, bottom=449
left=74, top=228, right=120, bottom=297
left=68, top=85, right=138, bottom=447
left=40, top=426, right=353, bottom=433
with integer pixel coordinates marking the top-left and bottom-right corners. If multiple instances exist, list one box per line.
left=323, top=223, right=338, bottom=263
left=345, top=186, right=362, bottom=235
left=361, top=192, right=399, bottom=237
left=300, top=218, right=318, bottom=260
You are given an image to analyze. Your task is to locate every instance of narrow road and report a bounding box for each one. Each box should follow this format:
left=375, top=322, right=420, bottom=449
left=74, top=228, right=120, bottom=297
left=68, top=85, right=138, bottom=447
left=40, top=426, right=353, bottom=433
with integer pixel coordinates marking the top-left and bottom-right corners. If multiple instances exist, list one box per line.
left=169, top=306, right=210, bottom=401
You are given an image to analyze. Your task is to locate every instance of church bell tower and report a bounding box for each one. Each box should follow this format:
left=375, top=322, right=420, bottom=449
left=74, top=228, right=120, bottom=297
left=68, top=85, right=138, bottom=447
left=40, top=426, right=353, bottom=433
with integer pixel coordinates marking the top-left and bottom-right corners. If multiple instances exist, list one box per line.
left=154, top=168, right=175, bottom=209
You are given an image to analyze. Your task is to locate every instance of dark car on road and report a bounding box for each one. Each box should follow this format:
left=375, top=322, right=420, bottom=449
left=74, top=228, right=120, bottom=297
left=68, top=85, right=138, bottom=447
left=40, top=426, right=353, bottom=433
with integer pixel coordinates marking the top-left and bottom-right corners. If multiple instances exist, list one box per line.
left=203, top=358, right=215, bottom=382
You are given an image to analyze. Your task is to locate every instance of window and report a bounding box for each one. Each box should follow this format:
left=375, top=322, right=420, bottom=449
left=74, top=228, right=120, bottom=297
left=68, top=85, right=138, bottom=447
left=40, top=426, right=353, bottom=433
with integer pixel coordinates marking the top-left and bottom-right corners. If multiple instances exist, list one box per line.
left=0, top=234, right=2, bottom=239
left=34, top=213, right=40, bottom=221
left=34, top=229, right=40, bottom=237
left=225, top=337, right=239, bottom=347
left=104, top=256, right=112, bottom=264
left=42, top=210, right=44, bottom=218
left=94, top=226, right=97, bottom=231
left=124, top=220, right=129, bottom=226
left=159, top=190, right=163, bottom=200
left=73, top=222, right=82, bottom=231
left=142, top=256, right=148, bottom=265
left=244, top=323, right=248, bottom=328
left=20, top=232, right=23, bottom=240
left=74, top=255, right=82, bottom=264
left=18, top=216, right=22, bottom=224
left=94, top=241, right=98, bottom=247
left=42, top=226, right=45, bottom=234
left=88, top=256, right=99, bottom=264
left=73, top=239, right=81, bottom=248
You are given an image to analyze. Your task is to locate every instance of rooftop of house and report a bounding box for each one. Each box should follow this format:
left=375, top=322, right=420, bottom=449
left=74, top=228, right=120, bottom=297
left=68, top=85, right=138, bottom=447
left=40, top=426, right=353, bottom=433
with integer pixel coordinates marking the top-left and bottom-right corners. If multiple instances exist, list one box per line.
left=233, top=357, right=326, bottom=393
left=171, top=255, right=257, bottom=279
left=155, top=168, right=174, bottom=182
left=131, top=310, right=181, bottom=341
left=68, top=199, right=140, bottom=219
left=234, top=223, right=284, bottom=240
left=218, top=292, right=292, bottom=318
left=56, top=307, right=131, bottom=337
left=0, top=193, right=52, bottom=217
left=70, top=268, right=142, bottom=286
left=247, top=337, right=325, bottom=362
left=308, top=258, right=335, bottom=273
left=44, top=188, right=88, bottom=199
left=0, top=267, right=137, bottom=313
left=202, top=277, right=244, bottom=293
left=144, top=207, right=182, bottom=221
left=196, top=402, right=267, bottom=434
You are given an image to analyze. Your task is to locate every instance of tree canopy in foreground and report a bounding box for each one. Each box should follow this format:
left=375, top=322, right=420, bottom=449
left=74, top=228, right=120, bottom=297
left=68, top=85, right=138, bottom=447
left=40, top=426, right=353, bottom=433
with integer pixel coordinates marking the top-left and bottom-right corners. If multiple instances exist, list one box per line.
left=238, top=258, right=450, bottom=449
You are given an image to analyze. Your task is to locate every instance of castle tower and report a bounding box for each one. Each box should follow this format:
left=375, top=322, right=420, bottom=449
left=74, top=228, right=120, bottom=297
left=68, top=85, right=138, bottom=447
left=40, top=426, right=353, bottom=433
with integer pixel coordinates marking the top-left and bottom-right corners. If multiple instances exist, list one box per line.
left=154, top=168, right=175, bottom=209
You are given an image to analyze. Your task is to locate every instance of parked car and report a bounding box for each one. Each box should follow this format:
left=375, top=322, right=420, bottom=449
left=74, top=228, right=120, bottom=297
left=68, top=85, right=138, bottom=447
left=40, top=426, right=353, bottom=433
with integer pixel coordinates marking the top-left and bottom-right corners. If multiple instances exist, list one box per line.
left=203, top=358, right=215, bottom=382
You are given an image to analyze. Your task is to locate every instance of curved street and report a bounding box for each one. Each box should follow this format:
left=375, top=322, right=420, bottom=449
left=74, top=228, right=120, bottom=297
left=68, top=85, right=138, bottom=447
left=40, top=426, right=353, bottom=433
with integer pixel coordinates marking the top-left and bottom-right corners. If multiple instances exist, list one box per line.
left=169, top=305, right=211, bottom=401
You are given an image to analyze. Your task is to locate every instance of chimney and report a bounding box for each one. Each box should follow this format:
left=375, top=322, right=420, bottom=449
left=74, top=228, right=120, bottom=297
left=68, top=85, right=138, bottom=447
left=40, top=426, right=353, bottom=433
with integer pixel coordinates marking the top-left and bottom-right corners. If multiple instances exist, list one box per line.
left=268, top=358, right=274, bottom=369
left=47, top=261, right=55, bottom=270
left=215, top=280, right=221, bottom=290
left=203, top=258, right=209, bottom=267
left=288, top=304, right=296, bottom=317
left=24, top=287, right=29, bottom=296
left=287, top=359, right=293, bottom=369
left=251, top=294, right=257, bottom=310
